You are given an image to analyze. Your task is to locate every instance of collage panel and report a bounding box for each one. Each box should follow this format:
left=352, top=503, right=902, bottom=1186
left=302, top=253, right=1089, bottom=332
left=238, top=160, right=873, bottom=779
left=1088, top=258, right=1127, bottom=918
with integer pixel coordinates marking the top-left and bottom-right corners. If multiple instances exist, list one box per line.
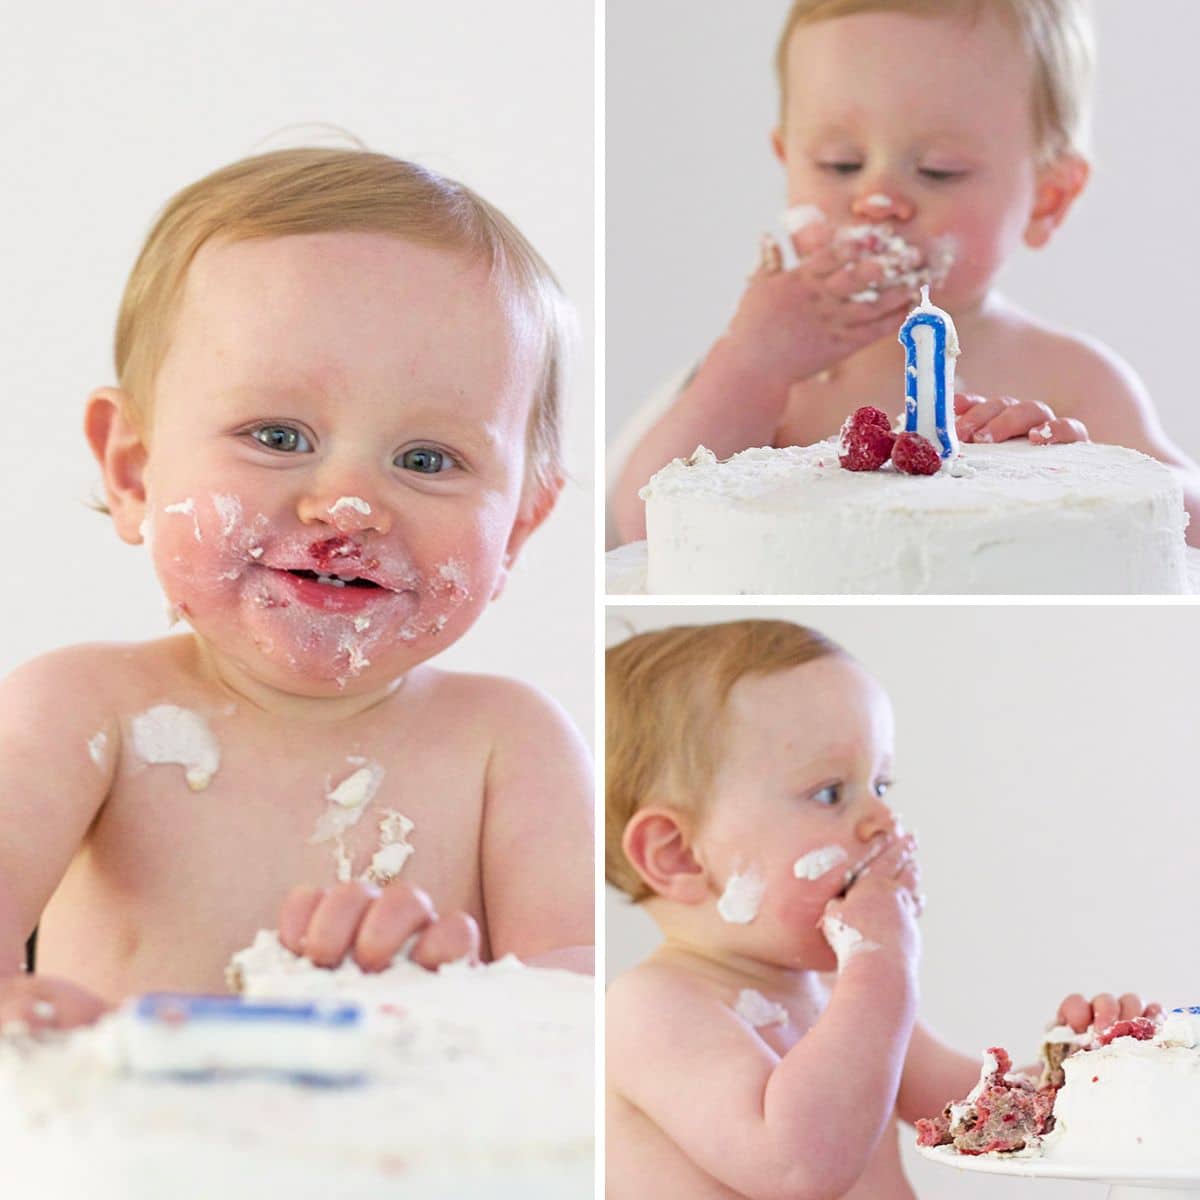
left=605, top=0, right=1200, bottom=597
left=605, top=603, right=1197, bottom=1197
left=2, top=2, right=595, bottom=1196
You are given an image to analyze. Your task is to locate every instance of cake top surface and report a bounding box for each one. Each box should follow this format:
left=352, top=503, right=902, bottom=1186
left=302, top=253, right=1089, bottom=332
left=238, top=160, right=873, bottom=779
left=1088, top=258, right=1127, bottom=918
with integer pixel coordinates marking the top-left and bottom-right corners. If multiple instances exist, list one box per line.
left=641, top=440, right=1176, bottom=516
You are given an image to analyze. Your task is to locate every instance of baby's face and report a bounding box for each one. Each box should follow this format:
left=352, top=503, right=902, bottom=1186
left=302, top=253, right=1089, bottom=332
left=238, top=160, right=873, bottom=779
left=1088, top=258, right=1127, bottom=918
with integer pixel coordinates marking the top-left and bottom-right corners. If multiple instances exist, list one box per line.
left=136, top=231, right=539, bottom=695
left=776, top=9, right=1044, bottom=308
left=696, top=656, right=897, bottom=970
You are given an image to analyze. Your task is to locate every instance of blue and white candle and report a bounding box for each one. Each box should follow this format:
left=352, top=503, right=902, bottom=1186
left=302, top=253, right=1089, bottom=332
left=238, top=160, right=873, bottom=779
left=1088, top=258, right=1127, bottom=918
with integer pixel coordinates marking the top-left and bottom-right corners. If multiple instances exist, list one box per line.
left=899, top=285, right=960, bottom=460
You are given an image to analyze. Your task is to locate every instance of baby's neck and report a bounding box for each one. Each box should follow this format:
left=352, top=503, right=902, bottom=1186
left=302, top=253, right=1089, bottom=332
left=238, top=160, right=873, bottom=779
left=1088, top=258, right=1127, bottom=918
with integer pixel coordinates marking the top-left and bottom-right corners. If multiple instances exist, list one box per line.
left=649, top=926, right=825, bottom=1007
left=192, top=636, right=406, bottom=723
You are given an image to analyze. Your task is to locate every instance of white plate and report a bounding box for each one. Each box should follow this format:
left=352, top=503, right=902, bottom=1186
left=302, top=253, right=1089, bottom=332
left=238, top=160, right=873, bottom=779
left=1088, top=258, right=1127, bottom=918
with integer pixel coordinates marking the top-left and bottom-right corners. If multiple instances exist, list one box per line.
left=917, top=1144, right=1200, bottom=1187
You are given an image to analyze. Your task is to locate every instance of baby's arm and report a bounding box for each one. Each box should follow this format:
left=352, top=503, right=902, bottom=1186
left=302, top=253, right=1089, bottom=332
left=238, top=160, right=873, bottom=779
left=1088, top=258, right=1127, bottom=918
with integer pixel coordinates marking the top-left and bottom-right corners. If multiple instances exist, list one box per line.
left=897, top=1021, right=984, bottom=1126
left=611, top=220, right=920, bottom=543
left=480, top=679, right=593, bottom=973
left=609, top=846, right=919, bottom=1199
left=0, top=647, right=117, bottom=1027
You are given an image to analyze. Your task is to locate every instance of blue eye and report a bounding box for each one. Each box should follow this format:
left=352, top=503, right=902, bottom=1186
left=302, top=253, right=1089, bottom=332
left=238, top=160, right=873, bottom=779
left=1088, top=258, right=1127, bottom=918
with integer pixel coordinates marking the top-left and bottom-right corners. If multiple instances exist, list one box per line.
left=814, top=784, right=842, bottom=807
left=398, top=447, right=454, bottom=474
left=874, top=780, right=893, bottom=799
left=252, top=425, right=311, bottom=453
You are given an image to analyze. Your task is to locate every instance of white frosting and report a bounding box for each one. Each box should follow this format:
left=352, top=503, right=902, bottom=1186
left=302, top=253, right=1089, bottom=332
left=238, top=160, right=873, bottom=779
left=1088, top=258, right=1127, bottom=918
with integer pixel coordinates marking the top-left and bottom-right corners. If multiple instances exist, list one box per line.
left=364, top=810, right=415, bottom=886
left=734, top=988, right=789, bottom=1028
left=1039, top=1017, right=1200, bottom=1167
left=86, top=731, right=108, bottom=768
left=792, top=845, right=848, bottom=881
left=717, top=866, right=765, bottom=924
left=820, top=914, right=879, bottom=971
left=310, top=763, right=386, bottom=879
left=130, top=705, right=220, bottom=791
left=329, top=496, right=372, bottom=517
left=781, top=204, right=825, bottom=234
left=163, top=498, right=202, bottom=541
left=641, top=440, right=1189, bottom=595
left=0, top=930, right=592, bottom=1197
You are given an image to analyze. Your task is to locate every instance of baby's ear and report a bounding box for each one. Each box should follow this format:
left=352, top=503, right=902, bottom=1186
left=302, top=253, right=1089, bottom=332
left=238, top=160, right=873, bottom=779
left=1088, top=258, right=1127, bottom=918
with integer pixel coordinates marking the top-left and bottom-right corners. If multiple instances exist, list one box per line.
left=1024, top=153, right=1090, bottom=249
left=622, top=808, right=709, bottom=904
left=84, top=388, right=148, bottom=546
left=490, top=472, right=564, bottom=601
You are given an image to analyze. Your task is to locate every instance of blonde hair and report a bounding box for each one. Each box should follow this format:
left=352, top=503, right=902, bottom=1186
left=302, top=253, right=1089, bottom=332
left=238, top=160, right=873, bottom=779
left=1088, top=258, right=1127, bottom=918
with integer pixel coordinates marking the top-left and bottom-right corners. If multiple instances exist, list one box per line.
left=114, top=147, right=571, bottom=493
left=606, top=620, right=843, bottom=901
left=775, top=0, right=1095, bottom=164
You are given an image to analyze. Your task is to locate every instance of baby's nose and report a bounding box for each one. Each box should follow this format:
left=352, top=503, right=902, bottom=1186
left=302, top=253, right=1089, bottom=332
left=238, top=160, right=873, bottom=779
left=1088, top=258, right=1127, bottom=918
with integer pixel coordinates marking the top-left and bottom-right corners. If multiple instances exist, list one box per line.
left=298, top=490, right=393, bottom=536
left=851, top=189, right=915, bottom=224
left=854, top=800, right=896, bottom=844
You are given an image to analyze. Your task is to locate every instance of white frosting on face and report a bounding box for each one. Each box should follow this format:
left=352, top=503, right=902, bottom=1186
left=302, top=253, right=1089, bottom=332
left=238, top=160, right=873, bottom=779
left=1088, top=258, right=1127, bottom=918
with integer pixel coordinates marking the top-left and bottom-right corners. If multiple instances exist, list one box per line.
left=781, top=204, right=826, bottom=234
left=820, top=913, right=879, bottom=971
left=792, top=844, right=848, bottom=881
left=163, top=498, right=202, bottom=542
left=734, top=988, right=789, bottom=1028
left=129, top=705, right=220, bottom=791
left=717, top=866, right=765, bottom=924
left=329, top=496, right=372, bottom=517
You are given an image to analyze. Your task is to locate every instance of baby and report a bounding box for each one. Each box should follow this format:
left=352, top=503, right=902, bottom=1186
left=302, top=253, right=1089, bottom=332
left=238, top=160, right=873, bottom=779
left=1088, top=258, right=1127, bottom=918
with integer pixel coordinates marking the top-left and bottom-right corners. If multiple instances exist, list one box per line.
left=0, top=148, right=593, bottom=1030
left=612, top=0, right=1200, bottom=543
left=606, top=619, right=1153, bottom=1199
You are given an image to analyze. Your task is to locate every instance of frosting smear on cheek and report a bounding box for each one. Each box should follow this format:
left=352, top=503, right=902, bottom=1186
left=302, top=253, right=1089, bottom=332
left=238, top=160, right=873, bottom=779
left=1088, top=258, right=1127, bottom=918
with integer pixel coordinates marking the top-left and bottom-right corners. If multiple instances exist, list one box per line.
left=717, top=865, right=765, bottom=924
left=793, top=844, right=848, bottom=881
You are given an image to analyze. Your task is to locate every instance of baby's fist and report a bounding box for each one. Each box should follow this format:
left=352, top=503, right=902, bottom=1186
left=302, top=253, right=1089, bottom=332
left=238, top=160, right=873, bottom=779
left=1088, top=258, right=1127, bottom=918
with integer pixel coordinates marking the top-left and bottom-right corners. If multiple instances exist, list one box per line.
left=279, top=880, right=480, bottom=973
left=1056, top=991, right=1161, bottom=1035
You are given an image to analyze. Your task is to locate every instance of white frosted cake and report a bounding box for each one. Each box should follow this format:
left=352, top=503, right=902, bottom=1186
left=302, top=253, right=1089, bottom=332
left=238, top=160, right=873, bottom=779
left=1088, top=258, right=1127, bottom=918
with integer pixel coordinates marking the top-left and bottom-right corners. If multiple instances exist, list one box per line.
left=640, top=440, right=1189, bottom=595
left=1038, top=1008, right=1200, bottom=1166
left=0, top=933, right=593, bottom=1199
left=917, top=1009, right=1200, bottom=1168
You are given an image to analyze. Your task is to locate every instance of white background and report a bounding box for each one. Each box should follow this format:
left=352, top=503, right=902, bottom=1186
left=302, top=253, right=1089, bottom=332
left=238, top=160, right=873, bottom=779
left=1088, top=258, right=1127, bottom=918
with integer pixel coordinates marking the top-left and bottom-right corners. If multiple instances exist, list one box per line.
left=606, top=604, right=1198, bottom=1199
left=0, top=0, right=594, bottom=741
left=606, top=0, right=1200, bottom=539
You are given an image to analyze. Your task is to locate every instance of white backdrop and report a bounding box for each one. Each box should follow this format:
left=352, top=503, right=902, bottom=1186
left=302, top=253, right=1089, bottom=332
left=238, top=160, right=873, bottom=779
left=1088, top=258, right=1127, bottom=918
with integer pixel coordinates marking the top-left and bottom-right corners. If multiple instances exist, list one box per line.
left=0, top=0, right=594, bottom=741
left=606, top=0, right=1200, bottom=541
left=606, top=604, right=1198, bottom=1200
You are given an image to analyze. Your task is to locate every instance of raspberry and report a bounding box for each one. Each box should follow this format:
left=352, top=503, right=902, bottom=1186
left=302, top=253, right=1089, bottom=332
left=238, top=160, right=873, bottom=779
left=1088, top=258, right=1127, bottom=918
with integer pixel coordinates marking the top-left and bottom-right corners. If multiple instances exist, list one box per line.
left=839, top=406, right=896, bottom=471
left=892, top=431, right=942, bottom=476
left=838, top=422, right=895, bottom=472
left=1097, top=1017, right=1157, bottom=1046
left=848, top=405, right=893, bottom=434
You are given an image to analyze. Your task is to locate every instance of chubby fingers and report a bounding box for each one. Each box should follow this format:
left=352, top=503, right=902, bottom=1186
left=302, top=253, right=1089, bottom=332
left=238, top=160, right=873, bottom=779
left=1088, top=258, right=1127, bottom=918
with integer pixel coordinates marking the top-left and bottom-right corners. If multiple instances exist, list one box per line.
left=0, top=978, right=109, bottom=1032
left=1057, top=992, right=1093, bottom=1033
left=411, top=912, right=481, bottom=971
left=279, top=884, right=326, bottom=955
left=295, top=881, right=381, bottom=968
left=1028, top=416, right=1088, bottom=445
left=956, top=395, right=1024, bottom=443
left=352, top=883, right=438, bottom=972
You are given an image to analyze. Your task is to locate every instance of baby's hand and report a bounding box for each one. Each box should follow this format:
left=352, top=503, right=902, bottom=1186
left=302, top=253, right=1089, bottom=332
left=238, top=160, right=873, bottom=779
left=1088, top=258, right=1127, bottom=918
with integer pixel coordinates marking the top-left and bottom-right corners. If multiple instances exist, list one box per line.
left=1055, top=991, right=1162, bottom=1035
left=279, top=880, right=480, bottom=973
left=955, top=393, right=1090, bottom=446
left=729, top=217, right=924, bottom=391
left=820, top=834, right=921, bottom=972
left=0, top=973, right=110, bottom=1033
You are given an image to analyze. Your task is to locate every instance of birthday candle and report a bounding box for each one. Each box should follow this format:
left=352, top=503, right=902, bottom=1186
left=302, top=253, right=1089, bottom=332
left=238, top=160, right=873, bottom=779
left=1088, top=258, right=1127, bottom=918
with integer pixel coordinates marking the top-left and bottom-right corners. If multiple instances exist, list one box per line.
left=899, top=285, right=960, bottom=460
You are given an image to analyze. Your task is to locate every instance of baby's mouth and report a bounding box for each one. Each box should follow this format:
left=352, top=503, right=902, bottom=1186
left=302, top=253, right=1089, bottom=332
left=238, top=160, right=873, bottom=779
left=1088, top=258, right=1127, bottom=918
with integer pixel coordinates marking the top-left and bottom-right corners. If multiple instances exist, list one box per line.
left=283, top=568, right=385, bottom=591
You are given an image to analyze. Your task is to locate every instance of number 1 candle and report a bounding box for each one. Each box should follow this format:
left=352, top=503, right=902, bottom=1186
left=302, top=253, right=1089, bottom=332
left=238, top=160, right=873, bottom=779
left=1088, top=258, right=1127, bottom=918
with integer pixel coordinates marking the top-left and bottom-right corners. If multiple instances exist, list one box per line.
left=899, top=285, right=960, bottom=460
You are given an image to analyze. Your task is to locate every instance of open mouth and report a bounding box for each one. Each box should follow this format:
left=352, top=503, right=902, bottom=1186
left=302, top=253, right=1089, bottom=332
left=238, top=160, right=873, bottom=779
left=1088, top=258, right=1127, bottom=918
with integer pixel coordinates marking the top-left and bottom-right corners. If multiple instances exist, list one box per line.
left=284, top=569, right=384, bottom=591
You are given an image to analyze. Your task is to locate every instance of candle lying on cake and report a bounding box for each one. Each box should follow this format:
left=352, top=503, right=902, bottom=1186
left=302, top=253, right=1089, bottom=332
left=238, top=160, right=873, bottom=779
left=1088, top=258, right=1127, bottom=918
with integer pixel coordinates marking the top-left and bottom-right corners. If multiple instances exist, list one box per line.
left=899, top=285, right=960, bottom=460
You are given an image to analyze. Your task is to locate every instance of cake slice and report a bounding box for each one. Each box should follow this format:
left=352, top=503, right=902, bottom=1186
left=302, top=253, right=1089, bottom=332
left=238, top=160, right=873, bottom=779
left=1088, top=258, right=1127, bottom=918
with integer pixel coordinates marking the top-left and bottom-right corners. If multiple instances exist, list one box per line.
left=916, top=1046, right=1055, bottom=1154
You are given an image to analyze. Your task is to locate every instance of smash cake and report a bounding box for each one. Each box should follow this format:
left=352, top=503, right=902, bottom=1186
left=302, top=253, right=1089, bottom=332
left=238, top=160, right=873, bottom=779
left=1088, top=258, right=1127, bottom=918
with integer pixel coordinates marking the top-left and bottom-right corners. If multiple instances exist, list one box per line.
left=0, top=932, right=593, bottom=1198
left=632, top=289, right=1189, bottom=595
left=916, top=1008, right=1200, bottom=1168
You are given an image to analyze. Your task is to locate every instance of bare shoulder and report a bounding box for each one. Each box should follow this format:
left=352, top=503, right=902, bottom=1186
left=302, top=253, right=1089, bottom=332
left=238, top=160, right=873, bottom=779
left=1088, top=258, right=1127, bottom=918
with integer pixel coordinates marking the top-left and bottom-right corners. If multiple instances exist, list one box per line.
left=975, top=299, right=1160, bottom=437
left=1, top=640, right=154, bottom=715
left=608, top=960, right=724, bottom=1051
